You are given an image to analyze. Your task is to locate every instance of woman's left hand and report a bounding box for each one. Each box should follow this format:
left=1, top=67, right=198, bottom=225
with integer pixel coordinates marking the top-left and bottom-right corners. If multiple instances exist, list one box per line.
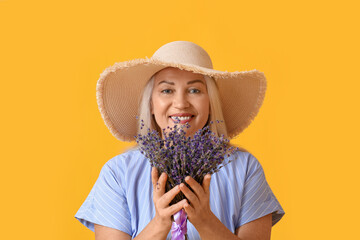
left=179, top=174, right=214, bottom=228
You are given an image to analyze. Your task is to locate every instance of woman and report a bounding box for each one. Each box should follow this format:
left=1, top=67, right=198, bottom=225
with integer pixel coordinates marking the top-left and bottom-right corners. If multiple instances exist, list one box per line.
left=75, top=41, right=285, bottom=240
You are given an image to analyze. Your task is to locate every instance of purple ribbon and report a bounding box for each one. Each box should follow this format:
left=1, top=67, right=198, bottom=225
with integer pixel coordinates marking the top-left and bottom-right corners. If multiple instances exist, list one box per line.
left=171, top=209, right=187, bottom=240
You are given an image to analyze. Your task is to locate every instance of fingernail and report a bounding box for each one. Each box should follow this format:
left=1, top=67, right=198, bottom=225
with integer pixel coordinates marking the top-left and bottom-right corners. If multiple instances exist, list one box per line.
left=185, top=176, right=190, bottom=181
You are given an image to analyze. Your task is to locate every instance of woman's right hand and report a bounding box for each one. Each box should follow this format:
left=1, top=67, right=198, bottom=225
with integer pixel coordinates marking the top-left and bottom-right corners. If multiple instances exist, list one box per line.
left=134, top=168, right=187, bottom=240
left=151, top=167, right=188, bottom=232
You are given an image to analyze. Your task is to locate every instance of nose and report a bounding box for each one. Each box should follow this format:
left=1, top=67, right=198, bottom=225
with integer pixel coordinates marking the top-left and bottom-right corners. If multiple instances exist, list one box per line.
left=173, top=92, right=190, bottom=109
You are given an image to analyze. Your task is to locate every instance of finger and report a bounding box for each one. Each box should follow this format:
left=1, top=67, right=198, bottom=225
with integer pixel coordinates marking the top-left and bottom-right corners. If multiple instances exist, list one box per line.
left=179, top=183, right=200, bottom=208
left=154, top=172, right=167, bottom=198
left=166, top=199, right=188, bottom=216
left=183, top=201, right=195, bottom=217
left=151, top=167, right=158, bottom=188
left=202, top=174, right=211, bottom=196
left=185, top=176, right=205, bottom=199
left=158, top=185, right=181, bottom=208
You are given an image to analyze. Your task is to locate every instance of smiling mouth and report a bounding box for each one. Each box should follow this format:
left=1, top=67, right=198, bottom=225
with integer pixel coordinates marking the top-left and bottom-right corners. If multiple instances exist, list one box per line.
left=169, top=115, right=194, bottom=123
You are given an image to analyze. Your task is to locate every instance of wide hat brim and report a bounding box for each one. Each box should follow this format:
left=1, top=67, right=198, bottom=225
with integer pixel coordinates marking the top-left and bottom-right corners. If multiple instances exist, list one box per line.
left=96, top=42, right=267, bottom=142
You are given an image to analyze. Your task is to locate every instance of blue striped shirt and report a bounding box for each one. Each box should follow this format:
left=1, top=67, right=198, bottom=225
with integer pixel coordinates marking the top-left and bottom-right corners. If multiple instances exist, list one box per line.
left=75, top=149, right=285, bottom=239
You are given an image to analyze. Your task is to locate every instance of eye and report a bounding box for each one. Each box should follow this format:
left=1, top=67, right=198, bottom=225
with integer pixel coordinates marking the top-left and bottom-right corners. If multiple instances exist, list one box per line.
left=189, top=88, right=200, bottom=94
left=161, top=89, right=173, bottom=94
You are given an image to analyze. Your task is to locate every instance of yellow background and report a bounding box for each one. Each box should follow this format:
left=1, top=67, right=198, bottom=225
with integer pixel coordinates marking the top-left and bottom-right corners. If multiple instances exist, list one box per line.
left=1, top=0, right=359, bottom=239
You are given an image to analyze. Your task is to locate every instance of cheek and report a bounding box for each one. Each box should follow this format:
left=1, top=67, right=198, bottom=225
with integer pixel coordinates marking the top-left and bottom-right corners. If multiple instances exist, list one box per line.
left=200, top=97, right=210, bottom=115
left=151, top=94, right=160, bottom=114
left=151, top=96, right=169, bottom=115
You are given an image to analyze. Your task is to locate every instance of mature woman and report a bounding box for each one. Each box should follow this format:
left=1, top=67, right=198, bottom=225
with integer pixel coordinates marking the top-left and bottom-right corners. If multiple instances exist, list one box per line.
left=75, top=41, right=285, bottom=240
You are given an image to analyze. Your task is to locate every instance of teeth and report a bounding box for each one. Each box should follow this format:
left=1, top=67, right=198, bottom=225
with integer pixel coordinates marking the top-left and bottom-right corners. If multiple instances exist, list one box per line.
left=171, top=116, right=192, bottom=121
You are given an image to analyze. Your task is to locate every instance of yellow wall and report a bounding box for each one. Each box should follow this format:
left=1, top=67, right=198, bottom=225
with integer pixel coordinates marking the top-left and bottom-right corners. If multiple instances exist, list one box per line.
left=1, top=0, right=359, bottom=239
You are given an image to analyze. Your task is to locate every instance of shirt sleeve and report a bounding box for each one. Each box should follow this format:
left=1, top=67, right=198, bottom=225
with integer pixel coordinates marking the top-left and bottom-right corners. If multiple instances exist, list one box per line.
left=236, top=153, right=285, bottom=228
left=74, top=157, right=132, bottom=235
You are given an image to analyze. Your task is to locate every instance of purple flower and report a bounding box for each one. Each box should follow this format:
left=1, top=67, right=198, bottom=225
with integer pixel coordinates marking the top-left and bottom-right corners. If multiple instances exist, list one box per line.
left=135, top=120, right=238, bottom=205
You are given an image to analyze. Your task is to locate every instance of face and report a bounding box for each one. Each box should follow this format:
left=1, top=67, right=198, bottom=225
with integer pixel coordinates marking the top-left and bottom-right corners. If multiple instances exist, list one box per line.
left=151, top=67, right=210, bottom=137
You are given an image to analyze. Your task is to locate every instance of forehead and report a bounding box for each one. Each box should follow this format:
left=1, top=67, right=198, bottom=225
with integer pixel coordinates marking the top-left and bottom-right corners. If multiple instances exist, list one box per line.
left=154, top=67, right=205, bottom=83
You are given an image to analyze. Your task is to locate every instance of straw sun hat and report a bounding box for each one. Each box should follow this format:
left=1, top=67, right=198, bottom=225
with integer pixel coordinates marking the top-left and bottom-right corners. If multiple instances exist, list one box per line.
left=96, top=41, right=267, bottom=142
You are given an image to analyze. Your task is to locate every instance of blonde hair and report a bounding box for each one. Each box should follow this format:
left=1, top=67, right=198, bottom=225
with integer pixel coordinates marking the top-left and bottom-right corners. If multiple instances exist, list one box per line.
left=137, top=75, right=158, bottom=135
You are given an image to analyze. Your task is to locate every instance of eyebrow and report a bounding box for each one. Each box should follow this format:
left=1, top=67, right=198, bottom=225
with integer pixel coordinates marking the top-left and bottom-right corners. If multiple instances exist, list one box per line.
left=157, top=79, right=205, bottom=86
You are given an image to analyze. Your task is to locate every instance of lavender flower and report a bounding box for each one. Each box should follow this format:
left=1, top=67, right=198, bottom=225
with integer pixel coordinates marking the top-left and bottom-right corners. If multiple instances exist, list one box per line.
left=135, top=119, right=238, bottom=205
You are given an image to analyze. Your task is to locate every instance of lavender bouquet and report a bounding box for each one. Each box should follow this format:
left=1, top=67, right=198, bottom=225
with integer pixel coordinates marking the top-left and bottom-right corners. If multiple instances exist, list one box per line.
left=135, top=119, right=238, bottom=239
